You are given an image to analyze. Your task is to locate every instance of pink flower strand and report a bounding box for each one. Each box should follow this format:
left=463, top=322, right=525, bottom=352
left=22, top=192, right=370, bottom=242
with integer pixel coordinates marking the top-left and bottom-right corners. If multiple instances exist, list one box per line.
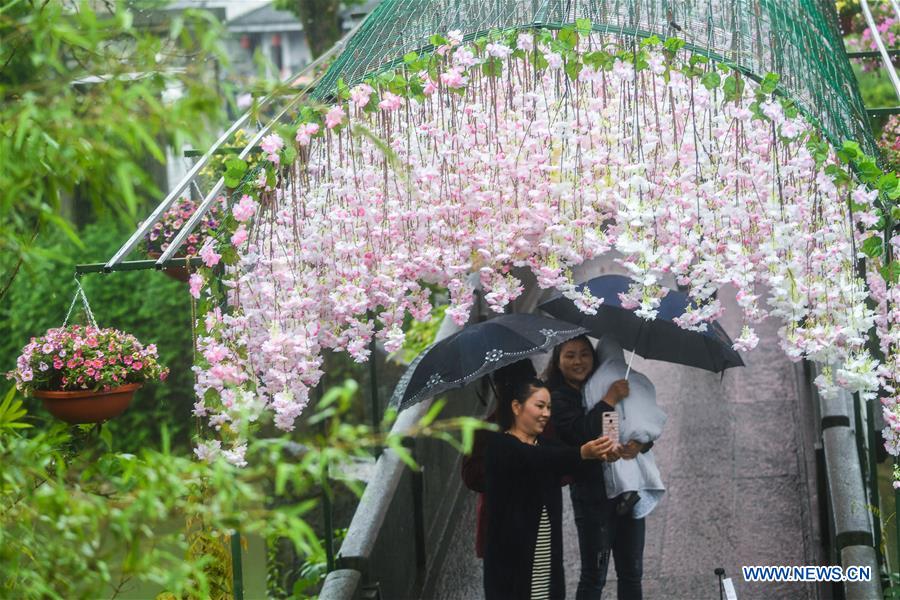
left=187, top=30, right=896, bottom=474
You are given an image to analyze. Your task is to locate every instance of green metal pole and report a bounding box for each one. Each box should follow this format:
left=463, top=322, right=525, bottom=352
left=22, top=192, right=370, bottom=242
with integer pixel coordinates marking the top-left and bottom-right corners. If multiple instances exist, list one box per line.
left=854, top=393, right=867, bottom=473
left=231, top=532, right=244, bottom=600
left=216, top=269, right=244, bottom=600
left=367, top=310, right=379, bottom=431
left=317, top=381, right=336, bottom=574
left=867, top=396, right=884, bottom=569
left=75, top=258, right=206, bottom=274
left=896, top=457, right=900, bottom=583
left=323, top=469, right=335, bottom=573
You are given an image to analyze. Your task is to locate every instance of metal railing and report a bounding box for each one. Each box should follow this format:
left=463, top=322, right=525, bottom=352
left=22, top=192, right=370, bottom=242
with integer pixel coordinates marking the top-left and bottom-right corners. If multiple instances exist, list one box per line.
left=845, top=4, right=900, bottom=590
left=860, top=0, right=900, bottom=101
left=808, top=360, right=883, bottom=599
left=101, top=18, right=368, bottom=274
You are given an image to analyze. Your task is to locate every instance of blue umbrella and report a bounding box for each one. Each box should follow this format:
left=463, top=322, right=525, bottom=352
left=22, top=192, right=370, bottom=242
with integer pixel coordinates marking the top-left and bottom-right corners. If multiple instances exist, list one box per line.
left=389, top=314, right=588, bottom=411
left=539, top=274, right=744, bottom=373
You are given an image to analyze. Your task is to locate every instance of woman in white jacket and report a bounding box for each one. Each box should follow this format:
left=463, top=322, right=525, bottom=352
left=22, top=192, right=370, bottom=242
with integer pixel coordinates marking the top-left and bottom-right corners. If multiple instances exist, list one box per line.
left=583, top=335, right=666, bottom=519
left=583, top=336, right=667, bottom=520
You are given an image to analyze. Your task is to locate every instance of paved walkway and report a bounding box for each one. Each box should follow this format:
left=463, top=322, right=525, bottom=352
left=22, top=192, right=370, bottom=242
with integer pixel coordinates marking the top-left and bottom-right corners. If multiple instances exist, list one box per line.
left=434, top=286, right=820, bottom=599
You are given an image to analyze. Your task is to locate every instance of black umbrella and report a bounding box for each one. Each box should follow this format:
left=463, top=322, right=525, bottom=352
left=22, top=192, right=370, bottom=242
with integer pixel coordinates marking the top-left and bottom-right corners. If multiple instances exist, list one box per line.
left=539, top=274, right=744, bottom=373
left=389, top=314, right=588, bottom=411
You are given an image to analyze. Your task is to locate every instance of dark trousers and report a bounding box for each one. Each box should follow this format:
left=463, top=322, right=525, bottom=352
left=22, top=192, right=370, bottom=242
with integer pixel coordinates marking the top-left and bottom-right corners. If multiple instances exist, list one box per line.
left=571, top=487, right=645, bottom=600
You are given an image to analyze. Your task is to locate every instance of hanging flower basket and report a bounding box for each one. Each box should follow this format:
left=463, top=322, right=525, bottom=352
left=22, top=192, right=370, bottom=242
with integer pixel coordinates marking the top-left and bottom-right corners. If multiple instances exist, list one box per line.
left=147, top=250, right=192, bottom=283
left=34, top=383, right=142, bottom=424
left=144, top=195, right=224, bottom=282
left=6, top=316, right=169, bottom=425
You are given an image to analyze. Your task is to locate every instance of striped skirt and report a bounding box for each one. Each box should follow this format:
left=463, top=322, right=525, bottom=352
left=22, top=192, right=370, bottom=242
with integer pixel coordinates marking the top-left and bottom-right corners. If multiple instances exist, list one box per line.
left=530, top=506, right=552, bottom=600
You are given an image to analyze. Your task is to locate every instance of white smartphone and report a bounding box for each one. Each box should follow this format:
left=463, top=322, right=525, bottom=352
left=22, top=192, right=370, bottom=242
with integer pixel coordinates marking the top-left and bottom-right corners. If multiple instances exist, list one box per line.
left=602, top=411, right=620, bottom=443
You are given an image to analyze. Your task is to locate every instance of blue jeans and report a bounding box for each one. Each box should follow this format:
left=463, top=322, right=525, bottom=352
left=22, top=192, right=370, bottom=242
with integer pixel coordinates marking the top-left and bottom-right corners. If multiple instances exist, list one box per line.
left=570, top=486, right=645, bottom=600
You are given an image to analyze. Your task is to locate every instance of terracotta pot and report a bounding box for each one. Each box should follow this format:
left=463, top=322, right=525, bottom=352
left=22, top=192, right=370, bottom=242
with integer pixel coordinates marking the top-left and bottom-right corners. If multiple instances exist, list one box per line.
left=34, top=383, right=141, bottom=424
left=147, top=251, right=192, bottom=283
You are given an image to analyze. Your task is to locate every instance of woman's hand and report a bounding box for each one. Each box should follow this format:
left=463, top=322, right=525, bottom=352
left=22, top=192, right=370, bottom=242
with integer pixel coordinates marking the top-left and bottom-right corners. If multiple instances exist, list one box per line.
left=580, top=435, right=616, bottom=460
left=618, top=440, right=643, bottom=459
left=602, top=379, right=630, bottom=405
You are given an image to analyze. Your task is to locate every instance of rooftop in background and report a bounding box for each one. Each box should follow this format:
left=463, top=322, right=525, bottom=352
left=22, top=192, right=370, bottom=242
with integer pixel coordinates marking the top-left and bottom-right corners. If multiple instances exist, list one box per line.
left=165, top=0, right=269, bottom=21
left=226, top=2, right=304, bottom=32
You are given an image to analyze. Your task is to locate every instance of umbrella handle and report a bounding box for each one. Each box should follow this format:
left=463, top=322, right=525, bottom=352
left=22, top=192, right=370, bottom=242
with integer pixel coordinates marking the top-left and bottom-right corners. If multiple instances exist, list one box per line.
left=624, top=347, right=637, bottom=380
left=625, top=317, right=644, bottom=381
left=621, top=347, right=638, bottom=421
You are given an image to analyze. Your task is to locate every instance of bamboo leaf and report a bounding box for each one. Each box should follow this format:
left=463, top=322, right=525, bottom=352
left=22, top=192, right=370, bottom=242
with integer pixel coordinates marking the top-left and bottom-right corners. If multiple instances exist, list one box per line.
left=418, top=398, right=446, bottom=428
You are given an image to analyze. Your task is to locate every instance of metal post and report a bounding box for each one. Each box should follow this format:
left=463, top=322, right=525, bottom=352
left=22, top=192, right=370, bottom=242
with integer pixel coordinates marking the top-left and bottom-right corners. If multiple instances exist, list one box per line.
left=367, top=310, right=380, bottom=432
left=318, top=381, right=336, bottom=574
left=218, top=273, right=245, bottom=600
left=405, top=437, right=426, bottom=593
left=853, top=392, right=867, bottom=473
left=896, top=458, right=900, bottom=580
left=323, top=468, right=336, bottom=573
left=231, top=532, right=244, bottom=600
left=867, top=396, right=884, bottom=570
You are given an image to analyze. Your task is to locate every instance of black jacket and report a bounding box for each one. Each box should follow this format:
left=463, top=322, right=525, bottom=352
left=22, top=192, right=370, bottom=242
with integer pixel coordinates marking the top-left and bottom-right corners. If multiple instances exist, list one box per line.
left=548, top=383, right=612, bottom=499
left=482, top=431, right=582, bottom=600
left=549, top=382, right=654, bottom=500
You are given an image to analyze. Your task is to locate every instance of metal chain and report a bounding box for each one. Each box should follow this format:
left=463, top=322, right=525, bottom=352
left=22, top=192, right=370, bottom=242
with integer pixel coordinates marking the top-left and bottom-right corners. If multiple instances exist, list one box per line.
left=63, top=277, right=99, bottom=328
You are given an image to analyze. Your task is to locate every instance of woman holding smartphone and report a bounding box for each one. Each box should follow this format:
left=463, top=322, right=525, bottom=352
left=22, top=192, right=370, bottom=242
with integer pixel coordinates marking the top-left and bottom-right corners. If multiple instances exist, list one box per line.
left=545, top=335, right=647, bottom=600
left=481, top=376, right=615, bottom=600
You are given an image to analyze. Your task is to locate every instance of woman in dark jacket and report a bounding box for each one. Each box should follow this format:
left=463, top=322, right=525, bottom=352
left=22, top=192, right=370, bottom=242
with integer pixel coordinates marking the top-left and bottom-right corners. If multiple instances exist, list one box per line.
left=482, top=376, right=615, bottom=600
left=545, top=335, right=648, bottom=600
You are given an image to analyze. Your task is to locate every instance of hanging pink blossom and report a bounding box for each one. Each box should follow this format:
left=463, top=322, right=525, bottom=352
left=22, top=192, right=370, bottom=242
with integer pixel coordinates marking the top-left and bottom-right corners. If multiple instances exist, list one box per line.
left=378, top=91, right=403, bottom=111
left=199, top=243, right=220, bottom=268
left=232, top=195, right=257, bottom=222
left=350, top=83, right=375, bottom=109
left=325, top=105, right=346, bottom=129
left=231, top=226, right=248, bottom=247
left=296, top=122, right=320, bottom=145
left=185, top=29, right=897, bottom=477
left=440, top=67, right=467, bottom=88
left=189, top=273, right=203, bottom=299
left=260, top=133, right=284, bottom=164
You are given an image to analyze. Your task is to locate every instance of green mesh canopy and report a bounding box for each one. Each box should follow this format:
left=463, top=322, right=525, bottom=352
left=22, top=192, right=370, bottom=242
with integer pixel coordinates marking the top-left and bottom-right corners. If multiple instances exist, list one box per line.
left=316, top=0, right=874, bottom=153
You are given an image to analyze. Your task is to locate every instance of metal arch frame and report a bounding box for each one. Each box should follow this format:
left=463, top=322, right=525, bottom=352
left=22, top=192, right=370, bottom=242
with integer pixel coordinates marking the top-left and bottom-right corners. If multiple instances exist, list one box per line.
left=105, top=3, right=884, bottom=273
left=860, top=0, right=900, bottom=101
left=322, top=19, right=860, bottom=153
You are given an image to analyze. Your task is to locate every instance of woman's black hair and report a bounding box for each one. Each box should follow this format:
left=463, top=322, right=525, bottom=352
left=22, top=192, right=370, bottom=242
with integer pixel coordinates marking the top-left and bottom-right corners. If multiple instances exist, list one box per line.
left=541, top=335, right=597, bottom=390
left=495, top=376, right=548, bottom=430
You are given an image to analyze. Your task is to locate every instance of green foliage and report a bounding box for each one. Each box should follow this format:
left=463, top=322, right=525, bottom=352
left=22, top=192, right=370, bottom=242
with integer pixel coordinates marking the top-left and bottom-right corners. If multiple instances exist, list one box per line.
left=700, top=70, right=721, bottom=91
left=0, top=374, right=483, bottom=599
left=759, top=72, right=780, bottom=95
left=722, top=73, right=745, bottom=103
left=0, top=387, right=30, bottom=432
left=831, top=139, right=899, bottom=284
left=854, top=65, right=898, bottom=137
left=392, top=303, right=448, bottom=365
left=0, top=220, right=195, bottom=450
left=0, top=424, right=316, bottom=599
left=0, top=0, right=227, bottom=294
left=198, top=130, right=262, bottom=192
